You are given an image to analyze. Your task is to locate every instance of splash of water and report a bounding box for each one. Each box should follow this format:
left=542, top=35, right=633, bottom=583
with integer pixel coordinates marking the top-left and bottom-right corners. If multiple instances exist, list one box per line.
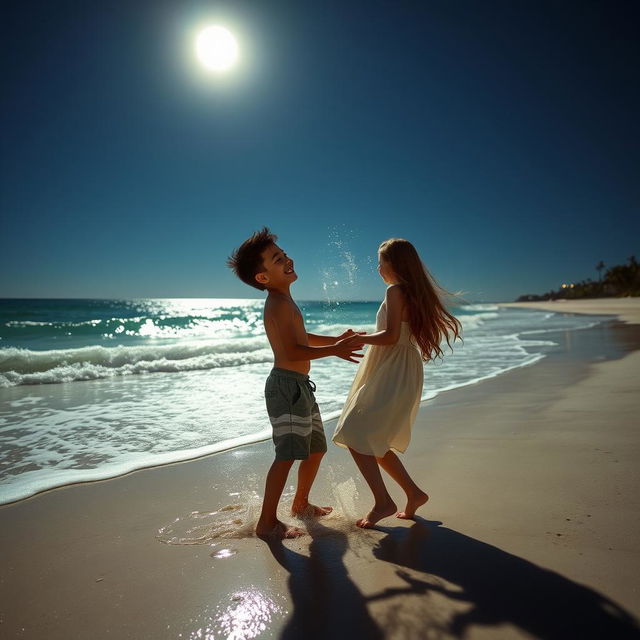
left=320, top=226, right=360, bottom=304
left=156, top=474, right=367, bottom=546
left=156, top=491, right=261, bottom=544
left=332, top=476, right=360, bottom=520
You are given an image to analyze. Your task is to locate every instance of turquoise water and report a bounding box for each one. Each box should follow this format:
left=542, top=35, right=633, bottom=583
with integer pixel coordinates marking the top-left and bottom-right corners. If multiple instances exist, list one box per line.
left=0, top=298, right=601, bottom=504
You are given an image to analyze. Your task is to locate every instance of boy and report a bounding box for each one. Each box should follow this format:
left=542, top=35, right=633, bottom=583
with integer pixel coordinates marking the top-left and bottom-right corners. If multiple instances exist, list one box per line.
left=228, top=228, right=363, bottom=538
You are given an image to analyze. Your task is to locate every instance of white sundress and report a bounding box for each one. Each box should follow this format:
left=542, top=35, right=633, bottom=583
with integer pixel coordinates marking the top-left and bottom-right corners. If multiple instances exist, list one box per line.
left=332, top=299, right=424, bottom=457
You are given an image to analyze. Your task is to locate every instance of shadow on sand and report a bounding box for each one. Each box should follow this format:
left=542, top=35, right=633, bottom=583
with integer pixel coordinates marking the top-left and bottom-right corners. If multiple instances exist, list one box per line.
left=262, top=518, right=640, bottom=639
left=262, top=519, right=384, bottom=640
left=372, top=518, right=640, bottom=639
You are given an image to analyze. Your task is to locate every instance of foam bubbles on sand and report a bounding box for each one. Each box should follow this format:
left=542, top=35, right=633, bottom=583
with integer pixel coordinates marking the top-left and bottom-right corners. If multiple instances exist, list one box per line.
left=156, top=476, right=364, bottom=546
left=156, top=491, right=261, bottom=544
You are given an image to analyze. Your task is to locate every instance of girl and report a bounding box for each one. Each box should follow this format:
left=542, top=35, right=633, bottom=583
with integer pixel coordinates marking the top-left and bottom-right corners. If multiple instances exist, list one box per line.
left=333, top=238, right=461, bottom=528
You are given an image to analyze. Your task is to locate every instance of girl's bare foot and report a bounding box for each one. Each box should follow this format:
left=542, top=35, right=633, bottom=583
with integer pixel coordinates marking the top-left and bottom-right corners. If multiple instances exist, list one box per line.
left=397, top=491, right=429, bottom=519
left=356, top=499, right=397, bottom=529
left=256, top=519, right=305, bottom=539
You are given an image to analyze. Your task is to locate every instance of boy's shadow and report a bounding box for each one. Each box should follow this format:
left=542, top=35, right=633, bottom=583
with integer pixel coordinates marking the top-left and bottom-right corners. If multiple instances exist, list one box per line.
left=372, top=518, right=640, bottom=639
left=262, top=520, right=384, bottom=640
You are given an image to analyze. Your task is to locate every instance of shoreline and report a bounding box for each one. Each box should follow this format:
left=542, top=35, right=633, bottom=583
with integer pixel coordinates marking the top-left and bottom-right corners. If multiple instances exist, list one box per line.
left=0, top=349, right=550, bottom=508
left=497, top=297, right=640, bottom=325
left=0, top=307, right=558, bottom=507
left=2, top=304, right=640, bottom=638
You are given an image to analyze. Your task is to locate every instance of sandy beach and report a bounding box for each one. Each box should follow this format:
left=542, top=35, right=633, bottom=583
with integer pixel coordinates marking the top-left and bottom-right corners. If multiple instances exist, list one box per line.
left=2, top=299, right=640, bottom=639
left=498, top=298, right=640, bottom=325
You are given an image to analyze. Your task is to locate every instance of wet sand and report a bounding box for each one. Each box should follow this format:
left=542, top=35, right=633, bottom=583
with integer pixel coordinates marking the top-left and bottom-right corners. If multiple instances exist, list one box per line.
left=1, top=304, right=640, bottom=639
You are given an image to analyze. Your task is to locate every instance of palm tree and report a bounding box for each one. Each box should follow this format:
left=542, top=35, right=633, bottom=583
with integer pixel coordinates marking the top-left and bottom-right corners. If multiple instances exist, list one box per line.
left=596, top=260, right=605, bottom=283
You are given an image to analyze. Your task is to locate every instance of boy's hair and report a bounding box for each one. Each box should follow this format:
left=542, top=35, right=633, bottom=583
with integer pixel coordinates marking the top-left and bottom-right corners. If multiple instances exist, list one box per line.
left=227, top=227, right=278, bottom=291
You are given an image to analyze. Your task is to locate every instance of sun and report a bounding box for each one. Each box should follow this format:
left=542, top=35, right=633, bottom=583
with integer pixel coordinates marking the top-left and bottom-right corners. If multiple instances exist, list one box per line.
left=195, top=26, right=239, bottom=71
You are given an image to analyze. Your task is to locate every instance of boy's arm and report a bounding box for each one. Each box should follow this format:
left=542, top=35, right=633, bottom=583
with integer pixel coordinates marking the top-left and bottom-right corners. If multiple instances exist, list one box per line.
left=268, top=301, right=363, bottom=363
left=358, top=286, right=404, bottom=346
left=307, top=333, right=335, bottom=347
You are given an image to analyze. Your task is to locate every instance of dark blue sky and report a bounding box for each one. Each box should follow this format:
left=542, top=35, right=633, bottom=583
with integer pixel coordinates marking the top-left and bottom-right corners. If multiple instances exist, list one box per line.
left=1, top=0, right=638, bottom=301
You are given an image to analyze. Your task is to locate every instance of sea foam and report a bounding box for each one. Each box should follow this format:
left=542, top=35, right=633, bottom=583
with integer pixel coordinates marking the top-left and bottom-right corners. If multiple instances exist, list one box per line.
left=0, top=339, right=272, bottom=387
left=0, top=299, right=606, bottom=505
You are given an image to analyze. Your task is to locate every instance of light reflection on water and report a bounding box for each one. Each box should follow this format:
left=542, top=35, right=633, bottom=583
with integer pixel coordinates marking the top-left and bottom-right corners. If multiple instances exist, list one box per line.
left=171, top=477, right=367, bottom=639
left=187, top=588, right=287, bottom=640
left=211, top=547, right=238, bottom=559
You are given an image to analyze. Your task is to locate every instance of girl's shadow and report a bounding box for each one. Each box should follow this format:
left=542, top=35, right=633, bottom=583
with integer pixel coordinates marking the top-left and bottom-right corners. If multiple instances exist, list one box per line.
left=372, top=518, right=640, bottom=639
left=262, top=519, right=384, bottom=640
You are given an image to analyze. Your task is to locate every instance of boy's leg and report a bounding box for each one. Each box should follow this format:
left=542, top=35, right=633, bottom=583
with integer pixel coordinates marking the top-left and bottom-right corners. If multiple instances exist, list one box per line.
left=262, top=370, right=306, bottom=537
left=292, top=452, right=333, bottom=517
left=349, top=448, right=396, bottom=528
left=376, top=450, right=429, bottom=519
left=256, top=459, right=305, bottom=538
left=291, top=397, right=332, bottom=518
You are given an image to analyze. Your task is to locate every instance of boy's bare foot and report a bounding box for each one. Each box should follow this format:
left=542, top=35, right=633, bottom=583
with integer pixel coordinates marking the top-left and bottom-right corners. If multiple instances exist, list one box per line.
left=256, top=519, right=305, bottom=539
left=291, top=502, right=333, bottom=519
left=356, top=499, right=397, bottom=529
left=397, top=491, right=429, bottom=519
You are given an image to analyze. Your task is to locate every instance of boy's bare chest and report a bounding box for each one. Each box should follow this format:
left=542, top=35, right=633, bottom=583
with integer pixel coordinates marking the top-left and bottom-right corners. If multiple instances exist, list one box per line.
left=263, top=299, right=306, bottom=337
left=291, top=304, right=306, bottom=334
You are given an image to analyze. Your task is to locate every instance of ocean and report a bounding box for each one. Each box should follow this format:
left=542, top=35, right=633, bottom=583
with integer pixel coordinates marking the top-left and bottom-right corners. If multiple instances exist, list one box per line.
left=0, top=298, right=602, bottom=505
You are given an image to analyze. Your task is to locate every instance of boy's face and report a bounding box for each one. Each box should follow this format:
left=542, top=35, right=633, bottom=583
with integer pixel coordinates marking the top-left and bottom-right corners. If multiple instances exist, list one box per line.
left=255, top=243, right=297, bottom=290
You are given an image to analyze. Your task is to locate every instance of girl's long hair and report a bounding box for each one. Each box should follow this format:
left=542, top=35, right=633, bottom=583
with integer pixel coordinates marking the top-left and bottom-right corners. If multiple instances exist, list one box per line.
left=379, top=238, right=462, bottom=361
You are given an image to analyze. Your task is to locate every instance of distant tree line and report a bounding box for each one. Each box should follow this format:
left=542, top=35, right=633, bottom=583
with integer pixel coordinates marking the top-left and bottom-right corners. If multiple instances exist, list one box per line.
left=516, top=256, right=640, bottom=302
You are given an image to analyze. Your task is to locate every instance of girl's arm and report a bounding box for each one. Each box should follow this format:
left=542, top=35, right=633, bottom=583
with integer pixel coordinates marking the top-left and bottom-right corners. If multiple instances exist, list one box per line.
left=307, top=329, right=360, bottom=346
left=359, top=285, right=405, bottom=346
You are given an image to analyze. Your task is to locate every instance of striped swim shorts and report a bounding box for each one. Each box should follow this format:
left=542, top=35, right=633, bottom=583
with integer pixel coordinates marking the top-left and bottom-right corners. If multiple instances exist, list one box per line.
left=264, top=368, right=327, bottom=461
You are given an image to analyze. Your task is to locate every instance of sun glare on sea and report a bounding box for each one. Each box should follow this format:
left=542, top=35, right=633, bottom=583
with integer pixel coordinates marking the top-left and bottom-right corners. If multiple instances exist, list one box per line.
left=195, top=25, right=239, bottom=71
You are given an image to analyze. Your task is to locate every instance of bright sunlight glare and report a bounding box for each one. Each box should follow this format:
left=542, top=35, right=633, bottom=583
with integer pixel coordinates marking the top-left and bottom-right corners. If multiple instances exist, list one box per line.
left=195, top=25, right=239, bottom=71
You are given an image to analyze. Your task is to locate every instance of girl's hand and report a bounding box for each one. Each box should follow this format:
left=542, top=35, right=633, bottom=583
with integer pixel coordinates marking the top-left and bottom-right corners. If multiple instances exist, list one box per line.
left=336, top=329, right=366, bottom=341
left=334, top=333, right=365, bottom=363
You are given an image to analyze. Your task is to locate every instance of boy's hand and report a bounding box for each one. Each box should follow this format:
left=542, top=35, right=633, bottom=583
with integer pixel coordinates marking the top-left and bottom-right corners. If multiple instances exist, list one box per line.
left=334, top=333, right=365, bottom=363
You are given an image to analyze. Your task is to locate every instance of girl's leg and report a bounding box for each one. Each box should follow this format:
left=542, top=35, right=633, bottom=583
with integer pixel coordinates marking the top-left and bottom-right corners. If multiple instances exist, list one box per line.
left=349, top=448, right=396, bottom=528
left=376, top=450, right=429, bottom=519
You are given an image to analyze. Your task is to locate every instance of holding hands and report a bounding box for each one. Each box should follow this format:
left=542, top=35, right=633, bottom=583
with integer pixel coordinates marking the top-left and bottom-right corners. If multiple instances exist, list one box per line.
left=334, top=329, right=367, bottom=363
